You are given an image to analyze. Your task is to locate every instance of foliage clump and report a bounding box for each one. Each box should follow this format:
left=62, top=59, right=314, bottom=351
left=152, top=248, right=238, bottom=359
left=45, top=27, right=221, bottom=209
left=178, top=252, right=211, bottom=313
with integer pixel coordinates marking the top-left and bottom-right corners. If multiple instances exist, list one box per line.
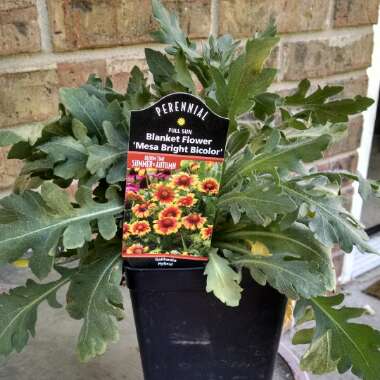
left=0, top=1, right=380, bottom=378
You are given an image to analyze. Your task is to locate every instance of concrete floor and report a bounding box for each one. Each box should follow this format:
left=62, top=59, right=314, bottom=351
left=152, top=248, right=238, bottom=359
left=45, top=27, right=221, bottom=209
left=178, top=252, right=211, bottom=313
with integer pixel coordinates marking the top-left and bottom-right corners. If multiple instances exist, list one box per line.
left=0, top=265, right=380, bottom=380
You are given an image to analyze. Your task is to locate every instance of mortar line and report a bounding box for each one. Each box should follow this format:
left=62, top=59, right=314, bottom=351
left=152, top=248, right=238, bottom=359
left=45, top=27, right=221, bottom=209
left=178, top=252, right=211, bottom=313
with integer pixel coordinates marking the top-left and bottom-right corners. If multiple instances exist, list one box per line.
left=36, top=0, right=53, bottom=53
left=277, top=40, right=285, bottom=82
left=0, top=22, right=373, bottom=74
left=311, top=149, right=359, bottom=167
left=326, top=0, right=336, bottom=30
left=279, top=25, right=373, bottom=42
left=210, top=0, right=219, bottom=36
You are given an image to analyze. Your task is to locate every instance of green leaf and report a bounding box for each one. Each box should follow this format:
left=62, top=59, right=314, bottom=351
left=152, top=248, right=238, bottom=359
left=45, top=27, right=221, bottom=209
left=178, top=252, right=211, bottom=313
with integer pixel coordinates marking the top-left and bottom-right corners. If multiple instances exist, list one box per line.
left=208, top=66, right=229, bottom=116
left=66, top=244, right=124, bottom=362
left=295, top=329, right=338, bottom=373
left=27, top=120, right=70, bottom=149
left=125, top=66, right=152, bottom=109
left=0, top=183, right=123, bottom=278
left=283, top=181, right=375, bottom=254
left=283, top=123, right=347, bottom=142
left=290, top=171, right=380, bottom=199
left=7, top=141, right=34, bottom=160
left=295, top=295, right=380, bottom=379
left=145, top=48, right=191, bottom=94
left=151, top=0, right=200, bottom=60
left=86, top=121, right=129, bottom=184
left=174, top=50, right=195, bottom=92
left=72, top=119, right=93, bottom=146
left=87, top=145, right=125, bottom=183
left=205, top=250, right=242, bottom=307
left=145, top=48, right=175, bottom=85
left=81, top=75, right=125, bottom=104
left=214, top=223, right=335, bottom=299
left=253, top=92, right=282, bottom=120
left=227, top=32, right=279, bottom=121
left=0, top=130, right=25, bottom=147
left=226, top=128, right=251, bottom=156
left=38, top=136, right=88, bottom=179
left=300, top=170, right=380, bottom=200
left=60, top=89, right=124, bottom=140
left=202, top=34, right=239, bottom=75
left=285, top=80, right=374, bottom=124
left=229, top=66, right=277, bottom=120
left=0, top=268, right=73, bottom=357
left=218, top=182, right=297, bottom=225
left=222, top=134, right=331, bottom=192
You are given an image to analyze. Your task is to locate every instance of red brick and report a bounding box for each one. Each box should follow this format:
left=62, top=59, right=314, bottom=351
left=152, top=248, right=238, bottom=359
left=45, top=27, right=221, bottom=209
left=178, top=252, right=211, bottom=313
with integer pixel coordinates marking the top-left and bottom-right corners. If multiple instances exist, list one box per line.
left=0, top=69, right=59, bottom=128
left=316, top=153, right=358, bottom=191
left=282, top=33, right=374, bottom=80
left=160, top=1, right=211, bottom=39
left=0, top=0, right=41, bottom=56
left=57, top=60, right=107, bottom=87
left=326, top=116, right=363, bottom=157
left=0, top=1, right=35, bottom=10
left=0, top=147, right=22, bottom=190
left=106, top=58, right=148, bottom=93
left=334, top=0, right=379, bottom=27
left=219, top=0, right=330, bottom=37
left=48, top=0, right=211, bottom=52
left=57, top=57, right=150, bottom=95
left=336, top=75, right=369, bottom=98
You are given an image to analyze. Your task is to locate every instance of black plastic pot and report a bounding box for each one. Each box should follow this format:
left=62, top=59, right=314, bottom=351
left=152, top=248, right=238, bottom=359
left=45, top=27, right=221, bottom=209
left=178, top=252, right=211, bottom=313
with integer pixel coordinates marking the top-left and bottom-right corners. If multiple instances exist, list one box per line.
left=126, top=265, right=287, bottom=380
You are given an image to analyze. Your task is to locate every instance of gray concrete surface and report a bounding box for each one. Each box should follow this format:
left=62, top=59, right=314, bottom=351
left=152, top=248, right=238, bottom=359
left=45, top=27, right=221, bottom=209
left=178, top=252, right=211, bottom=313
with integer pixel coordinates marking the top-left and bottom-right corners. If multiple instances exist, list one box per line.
left=0, top=265, right=379, bottom=380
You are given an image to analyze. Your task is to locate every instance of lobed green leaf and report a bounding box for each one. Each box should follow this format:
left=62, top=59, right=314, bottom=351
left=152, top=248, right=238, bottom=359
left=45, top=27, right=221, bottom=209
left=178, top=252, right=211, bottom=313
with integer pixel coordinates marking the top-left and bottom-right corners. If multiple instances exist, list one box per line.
left=66, top=243, right=124, bottom=362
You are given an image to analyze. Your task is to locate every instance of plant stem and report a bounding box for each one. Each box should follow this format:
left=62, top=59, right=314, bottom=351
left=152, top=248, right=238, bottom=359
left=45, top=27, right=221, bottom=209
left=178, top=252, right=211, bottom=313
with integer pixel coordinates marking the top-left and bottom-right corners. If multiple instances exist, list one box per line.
left=180, top=232, right=188, bottom=251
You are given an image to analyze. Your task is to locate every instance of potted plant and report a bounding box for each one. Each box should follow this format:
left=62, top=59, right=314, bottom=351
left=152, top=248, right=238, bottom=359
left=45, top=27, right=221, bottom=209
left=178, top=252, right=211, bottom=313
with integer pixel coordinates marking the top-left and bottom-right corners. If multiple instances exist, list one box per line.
left=0, top=1, right=380, bottom=379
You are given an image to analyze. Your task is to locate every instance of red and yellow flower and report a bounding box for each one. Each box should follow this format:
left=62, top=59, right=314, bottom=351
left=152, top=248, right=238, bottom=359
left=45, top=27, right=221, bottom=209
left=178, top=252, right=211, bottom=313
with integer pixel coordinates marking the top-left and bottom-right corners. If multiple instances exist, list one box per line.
left=159, top=205, right=182, bottom=220
left=130, top=220, right=151, bottom=236
left=182, top=213, right=206, bottom=231
left=154, top=217, right=181, bottom=235
left=198, top=177, right=220, bottom=195
left=123, top=244, right=149, bottom=256
left=132, top=202, right=156, bottom=218
left=189, top=162, right=200, bottom=172
left=123, top=223, right=130, bottom=240
left=177, top=193, right=197, bottom=208
left=126, top=191, right=144, bottom=202
left=171, top=172, right=197, bottom=189
left=153, top=184, right=176, bottom=204
left=200, top=225, right=213, bottom=240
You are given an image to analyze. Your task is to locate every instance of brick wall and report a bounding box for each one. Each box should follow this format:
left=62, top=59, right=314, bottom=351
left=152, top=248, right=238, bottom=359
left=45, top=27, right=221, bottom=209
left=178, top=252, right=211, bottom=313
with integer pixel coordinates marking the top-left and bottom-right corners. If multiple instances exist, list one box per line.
left=0, top=0, right=378, bottom=207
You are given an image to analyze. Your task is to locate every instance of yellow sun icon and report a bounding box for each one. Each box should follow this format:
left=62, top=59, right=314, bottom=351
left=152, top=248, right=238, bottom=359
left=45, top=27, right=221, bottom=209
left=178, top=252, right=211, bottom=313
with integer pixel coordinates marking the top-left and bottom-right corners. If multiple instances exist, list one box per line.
left=177, top=117, right=186, bottom=127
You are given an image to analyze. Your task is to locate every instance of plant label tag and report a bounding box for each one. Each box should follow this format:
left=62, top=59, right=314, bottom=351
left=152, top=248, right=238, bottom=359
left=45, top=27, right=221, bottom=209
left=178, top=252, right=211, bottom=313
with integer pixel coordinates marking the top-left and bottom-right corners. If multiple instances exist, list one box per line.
left=122, top=93, right=229, bottom=268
